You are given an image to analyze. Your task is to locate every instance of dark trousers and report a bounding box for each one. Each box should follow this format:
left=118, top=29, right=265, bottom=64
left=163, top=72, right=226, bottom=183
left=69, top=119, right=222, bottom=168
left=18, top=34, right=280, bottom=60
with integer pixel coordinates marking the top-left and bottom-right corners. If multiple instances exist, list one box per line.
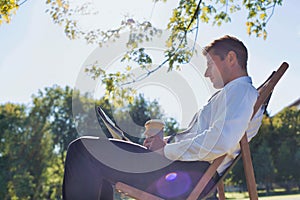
left=62, top=136, right=218, bottom=200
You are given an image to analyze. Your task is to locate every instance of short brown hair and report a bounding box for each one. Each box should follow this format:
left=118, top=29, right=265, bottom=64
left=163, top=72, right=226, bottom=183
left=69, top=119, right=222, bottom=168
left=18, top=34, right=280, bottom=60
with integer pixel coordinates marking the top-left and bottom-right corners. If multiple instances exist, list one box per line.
left=203, top=35, right=248, bottom=69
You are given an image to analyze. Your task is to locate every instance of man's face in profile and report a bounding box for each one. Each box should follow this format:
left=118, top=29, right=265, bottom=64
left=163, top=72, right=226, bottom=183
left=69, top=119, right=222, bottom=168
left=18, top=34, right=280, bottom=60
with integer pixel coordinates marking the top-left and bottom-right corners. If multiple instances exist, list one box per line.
left=204, top=51, right=226, bottom=89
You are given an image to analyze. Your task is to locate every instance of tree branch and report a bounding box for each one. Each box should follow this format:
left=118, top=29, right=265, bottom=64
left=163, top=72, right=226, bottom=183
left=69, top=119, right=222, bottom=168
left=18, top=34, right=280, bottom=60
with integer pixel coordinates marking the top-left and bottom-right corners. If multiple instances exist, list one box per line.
left=17, top=0, right=29, bottom=6
left=265, top=2, right=277, bottom=25
left=119, top=0, right=202, bottom=87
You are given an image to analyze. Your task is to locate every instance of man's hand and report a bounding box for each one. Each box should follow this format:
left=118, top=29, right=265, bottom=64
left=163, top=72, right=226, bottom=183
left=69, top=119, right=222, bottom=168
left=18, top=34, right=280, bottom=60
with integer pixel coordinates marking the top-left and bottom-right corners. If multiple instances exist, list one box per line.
left=143, top=134, right=166, bottom=156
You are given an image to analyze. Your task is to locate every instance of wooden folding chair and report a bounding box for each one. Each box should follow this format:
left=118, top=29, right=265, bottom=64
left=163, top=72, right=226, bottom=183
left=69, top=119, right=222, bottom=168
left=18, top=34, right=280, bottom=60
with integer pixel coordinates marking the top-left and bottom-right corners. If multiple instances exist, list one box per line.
left=115, top=62, right=289, bottom=200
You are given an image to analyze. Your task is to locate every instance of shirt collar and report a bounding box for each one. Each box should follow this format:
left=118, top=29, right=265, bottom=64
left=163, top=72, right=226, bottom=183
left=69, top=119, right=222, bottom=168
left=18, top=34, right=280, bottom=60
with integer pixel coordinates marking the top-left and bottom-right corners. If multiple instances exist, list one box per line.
left=225, top=76, right=252, bottom=88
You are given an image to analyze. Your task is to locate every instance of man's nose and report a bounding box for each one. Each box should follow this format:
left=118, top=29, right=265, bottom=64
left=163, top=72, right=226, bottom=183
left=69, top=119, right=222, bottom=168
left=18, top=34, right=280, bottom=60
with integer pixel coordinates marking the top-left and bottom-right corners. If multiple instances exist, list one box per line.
left=204, top=68, right=210, bottom=77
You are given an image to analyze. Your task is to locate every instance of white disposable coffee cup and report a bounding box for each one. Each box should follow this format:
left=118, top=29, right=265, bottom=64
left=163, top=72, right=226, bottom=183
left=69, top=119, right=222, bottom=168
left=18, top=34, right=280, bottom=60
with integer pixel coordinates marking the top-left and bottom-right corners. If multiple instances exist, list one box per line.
left=144, top=119, right=164, bottom=139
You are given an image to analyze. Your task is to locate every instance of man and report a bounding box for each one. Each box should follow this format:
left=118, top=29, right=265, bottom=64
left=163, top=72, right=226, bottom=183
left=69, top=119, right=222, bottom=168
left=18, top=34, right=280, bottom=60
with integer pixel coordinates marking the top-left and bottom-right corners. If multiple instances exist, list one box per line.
left=63, top=35, right=264, bottom=199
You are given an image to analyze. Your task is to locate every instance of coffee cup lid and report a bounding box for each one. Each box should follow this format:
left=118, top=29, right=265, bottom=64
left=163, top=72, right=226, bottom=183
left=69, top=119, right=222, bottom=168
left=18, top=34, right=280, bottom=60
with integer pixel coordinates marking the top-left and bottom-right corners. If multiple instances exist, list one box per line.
left=145, top=119, right=164, bottom=128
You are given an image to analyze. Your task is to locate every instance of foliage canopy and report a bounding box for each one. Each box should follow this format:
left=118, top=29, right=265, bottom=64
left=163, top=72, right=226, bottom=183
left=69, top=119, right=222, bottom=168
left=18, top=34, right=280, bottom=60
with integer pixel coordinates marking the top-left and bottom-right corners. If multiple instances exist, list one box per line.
left=1, top=0, right=284, bottom=105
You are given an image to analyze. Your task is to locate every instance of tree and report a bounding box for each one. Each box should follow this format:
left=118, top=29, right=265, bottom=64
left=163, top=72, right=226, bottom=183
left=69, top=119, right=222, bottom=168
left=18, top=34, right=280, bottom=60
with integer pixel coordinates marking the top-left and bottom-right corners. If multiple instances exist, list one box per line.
left=0, top=103, right=28, bottom=199
left=0, top=86, right=81, bottom=199
left=46, top=0, right=283, bottom=42
left=31, top=85, right=113, bottom=161
left=33, top=85, right=79, bottom=164
left=1, top=0, right=285, bottom=106
left=0, top=85, right=180, bottom=199
left=228, top=108, right=300, bottom=193
left=252, top=140, right=274, bottom=194
left=0, top=0, right=31, bottom=25
left=272, top=107, right=300, bottom=192
left=23, top=99, right=54, bottom=200
left=0, top=101, right=56, bottom=199
left=164, top=117, right=180, bottom=137
left=5, top=86, right=178, bottom=197
left=44, top=0, right=284, bottom=105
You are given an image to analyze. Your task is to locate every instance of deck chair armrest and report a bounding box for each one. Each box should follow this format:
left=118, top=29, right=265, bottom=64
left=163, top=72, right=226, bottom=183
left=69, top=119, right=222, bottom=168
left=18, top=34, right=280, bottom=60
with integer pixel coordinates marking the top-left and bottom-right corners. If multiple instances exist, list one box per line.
left=187, top=155, right=226, bottom=200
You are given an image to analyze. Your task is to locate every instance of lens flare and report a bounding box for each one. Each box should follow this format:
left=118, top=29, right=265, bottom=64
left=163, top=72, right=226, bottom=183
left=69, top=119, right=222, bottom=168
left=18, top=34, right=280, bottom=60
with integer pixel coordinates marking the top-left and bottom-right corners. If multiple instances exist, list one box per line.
left=156, top=171, right=191, bottom=198
left=165, top=172, right=177, bottom=181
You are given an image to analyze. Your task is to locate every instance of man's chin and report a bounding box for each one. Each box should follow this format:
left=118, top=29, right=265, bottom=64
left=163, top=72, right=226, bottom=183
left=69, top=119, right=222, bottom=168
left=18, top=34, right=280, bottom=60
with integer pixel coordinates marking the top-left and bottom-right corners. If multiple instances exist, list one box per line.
left=212, top=82, right=223, bottom=89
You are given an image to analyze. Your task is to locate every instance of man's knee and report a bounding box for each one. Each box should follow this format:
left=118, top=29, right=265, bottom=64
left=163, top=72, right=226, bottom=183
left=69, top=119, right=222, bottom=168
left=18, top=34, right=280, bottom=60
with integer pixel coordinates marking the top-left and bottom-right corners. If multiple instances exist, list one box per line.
left=67, top=136, right=99, bottom=153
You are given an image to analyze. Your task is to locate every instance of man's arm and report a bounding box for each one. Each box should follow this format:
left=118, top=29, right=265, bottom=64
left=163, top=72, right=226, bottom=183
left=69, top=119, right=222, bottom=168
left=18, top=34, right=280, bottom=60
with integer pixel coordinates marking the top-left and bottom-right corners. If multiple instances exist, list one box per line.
left=164, top=83, right=258, bottom=162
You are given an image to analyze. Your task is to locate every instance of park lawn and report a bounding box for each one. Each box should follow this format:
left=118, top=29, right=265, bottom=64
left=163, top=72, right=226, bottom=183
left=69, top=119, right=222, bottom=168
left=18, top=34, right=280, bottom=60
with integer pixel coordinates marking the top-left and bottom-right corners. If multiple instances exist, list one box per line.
left=224, top=192, right=300, bottom=199
left=257, top=194, right=300, bottom=199
left=115, top=189, right=300, bottom=199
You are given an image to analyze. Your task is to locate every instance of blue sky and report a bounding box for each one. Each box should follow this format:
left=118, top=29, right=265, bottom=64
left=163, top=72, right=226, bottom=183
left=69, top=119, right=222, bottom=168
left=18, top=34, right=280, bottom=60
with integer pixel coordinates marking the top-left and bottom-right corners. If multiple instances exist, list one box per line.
left=0, top=0, right=299, bottom=118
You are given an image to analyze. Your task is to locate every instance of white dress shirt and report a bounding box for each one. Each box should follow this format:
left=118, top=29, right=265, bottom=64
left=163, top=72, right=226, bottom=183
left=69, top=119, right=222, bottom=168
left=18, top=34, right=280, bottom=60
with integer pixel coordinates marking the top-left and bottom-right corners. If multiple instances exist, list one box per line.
left=164, top=76, right=264, bottom=174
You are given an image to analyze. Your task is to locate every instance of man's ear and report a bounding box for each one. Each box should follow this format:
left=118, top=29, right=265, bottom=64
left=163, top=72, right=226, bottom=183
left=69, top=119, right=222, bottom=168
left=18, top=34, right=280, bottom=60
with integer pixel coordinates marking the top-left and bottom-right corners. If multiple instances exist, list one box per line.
left=226, top=51, right=237, bottom=65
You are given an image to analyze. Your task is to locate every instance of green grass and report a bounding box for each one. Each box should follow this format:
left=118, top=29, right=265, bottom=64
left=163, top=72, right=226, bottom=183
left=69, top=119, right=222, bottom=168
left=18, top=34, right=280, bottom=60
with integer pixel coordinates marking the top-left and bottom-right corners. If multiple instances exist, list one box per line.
left=114, top=189, right=300, bottom=199
left=257, top=194, right=300, bottom=199
left=224, top=192, right=300, bottom=199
